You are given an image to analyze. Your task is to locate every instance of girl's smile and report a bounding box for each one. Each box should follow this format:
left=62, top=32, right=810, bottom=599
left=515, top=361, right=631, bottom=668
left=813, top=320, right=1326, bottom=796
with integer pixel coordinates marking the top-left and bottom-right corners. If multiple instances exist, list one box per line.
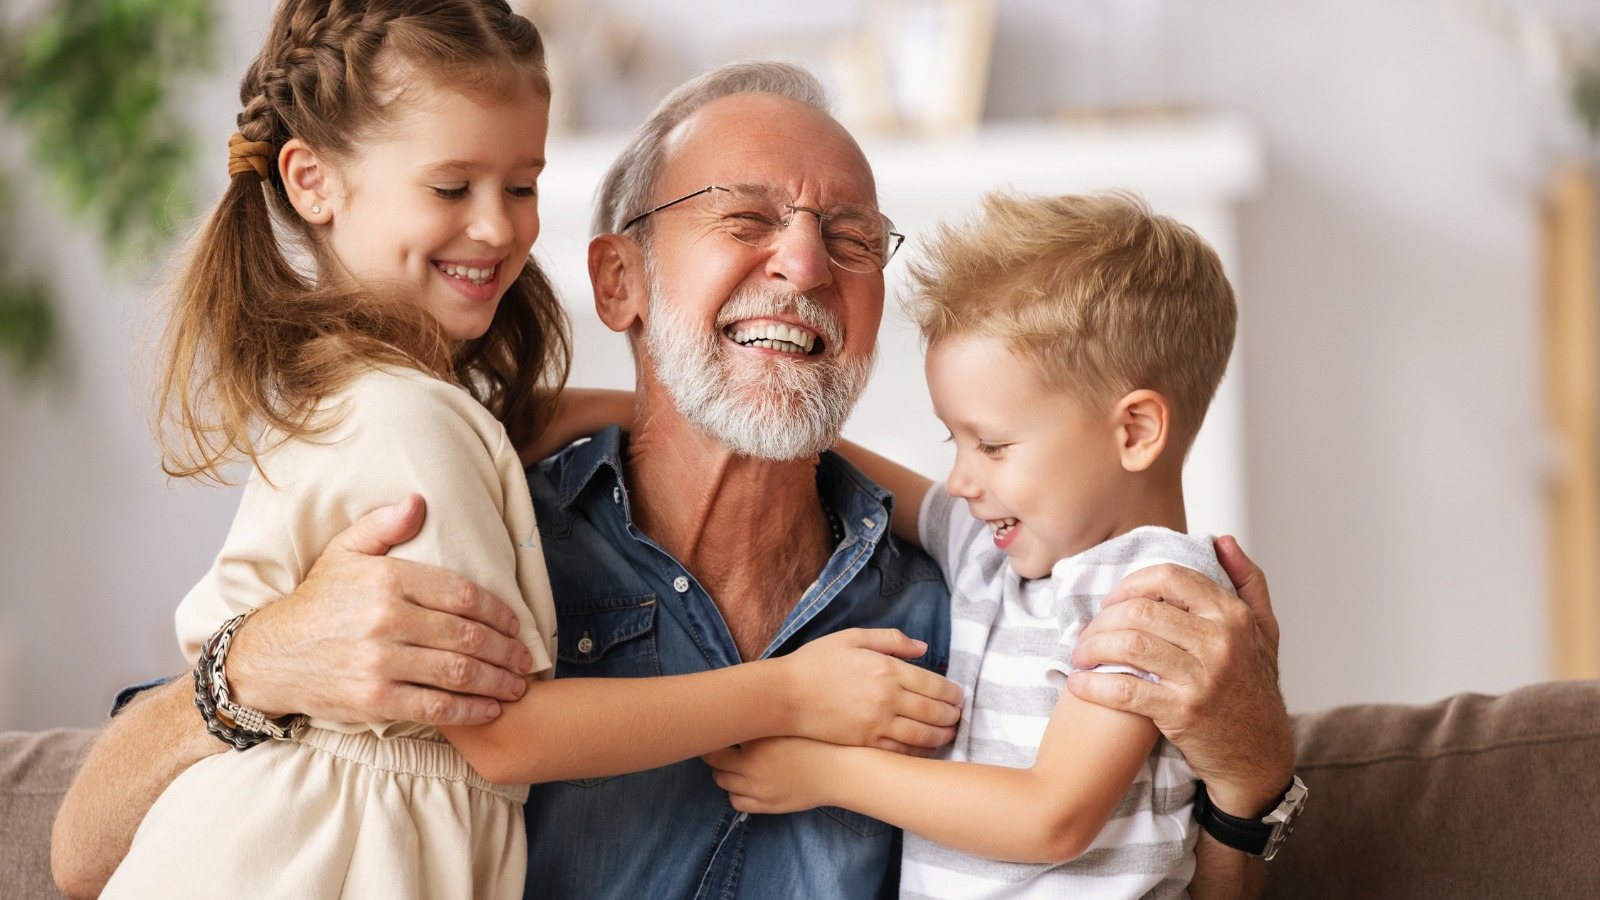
left=312, top=84, right=551, bottom=342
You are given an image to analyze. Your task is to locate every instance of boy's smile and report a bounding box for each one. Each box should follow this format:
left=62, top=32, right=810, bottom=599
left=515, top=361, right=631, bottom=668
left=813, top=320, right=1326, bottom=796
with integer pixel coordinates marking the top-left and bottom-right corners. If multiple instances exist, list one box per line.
left=988, top=516, right=1020, bottom=544
left=926, top=333, right=1132, bottom=579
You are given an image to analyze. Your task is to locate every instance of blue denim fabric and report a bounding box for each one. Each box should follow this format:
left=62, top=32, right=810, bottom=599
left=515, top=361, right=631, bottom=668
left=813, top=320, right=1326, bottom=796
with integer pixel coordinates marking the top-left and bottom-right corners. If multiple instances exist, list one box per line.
left=111, top=677, right=173, bottom=717
left=523, top=427, right=951, bottom=900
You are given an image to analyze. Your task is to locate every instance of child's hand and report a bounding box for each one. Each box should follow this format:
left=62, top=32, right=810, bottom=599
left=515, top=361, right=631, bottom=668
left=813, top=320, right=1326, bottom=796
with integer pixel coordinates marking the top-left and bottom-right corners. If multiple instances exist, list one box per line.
left=780, top=628, right=961, bottom=751
left=703, top=737, right=844, bottom=814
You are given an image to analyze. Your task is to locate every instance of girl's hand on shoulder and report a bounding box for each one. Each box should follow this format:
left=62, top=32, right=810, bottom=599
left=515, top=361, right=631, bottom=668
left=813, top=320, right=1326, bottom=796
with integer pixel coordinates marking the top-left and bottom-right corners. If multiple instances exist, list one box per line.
left=780, top=628, right=962, bottom=752
left=703, top=737, right=841, bottom=814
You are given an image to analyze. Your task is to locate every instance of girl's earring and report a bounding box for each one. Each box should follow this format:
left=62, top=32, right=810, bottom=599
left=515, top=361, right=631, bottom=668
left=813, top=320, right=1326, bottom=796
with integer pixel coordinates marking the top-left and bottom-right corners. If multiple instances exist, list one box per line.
left=311, top=205, right=322, bottom=215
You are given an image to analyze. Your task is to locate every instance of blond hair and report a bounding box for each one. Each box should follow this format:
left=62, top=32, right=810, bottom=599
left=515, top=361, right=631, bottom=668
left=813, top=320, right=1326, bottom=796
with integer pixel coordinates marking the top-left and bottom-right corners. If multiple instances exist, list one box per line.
left=908, top=191, right=1237, bottom=447
left=157, top=0, right=569, bottom=483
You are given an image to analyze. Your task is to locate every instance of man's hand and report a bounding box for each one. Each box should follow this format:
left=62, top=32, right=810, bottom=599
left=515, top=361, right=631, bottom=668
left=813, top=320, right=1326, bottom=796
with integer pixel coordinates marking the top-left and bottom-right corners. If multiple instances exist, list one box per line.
left=50, top=496, right=532, bottom=898
left=781, top=628, right=962, bottom=753
left=226, top=494, right=535, bottom=726
left=1066, top=536, right=1294, bottom=817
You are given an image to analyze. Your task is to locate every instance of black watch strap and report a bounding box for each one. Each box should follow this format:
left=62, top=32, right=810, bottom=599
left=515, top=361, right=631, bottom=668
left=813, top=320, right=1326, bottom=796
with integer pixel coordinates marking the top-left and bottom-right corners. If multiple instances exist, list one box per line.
left=1193, top=775, right=1307, bottom=860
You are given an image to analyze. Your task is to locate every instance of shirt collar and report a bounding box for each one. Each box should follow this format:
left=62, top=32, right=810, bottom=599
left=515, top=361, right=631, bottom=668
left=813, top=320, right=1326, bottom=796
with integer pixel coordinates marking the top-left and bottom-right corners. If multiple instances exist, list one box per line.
left=545, top=425, right=897, bottom=553
left=548, top=424, right=627, bottom=512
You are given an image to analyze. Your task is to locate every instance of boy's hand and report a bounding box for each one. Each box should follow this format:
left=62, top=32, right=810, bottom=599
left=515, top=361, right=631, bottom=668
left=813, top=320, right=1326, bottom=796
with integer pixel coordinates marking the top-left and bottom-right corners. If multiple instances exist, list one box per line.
left=704, top=737, right=844, bottom=814
left=781, top=628, right=962, bottom=752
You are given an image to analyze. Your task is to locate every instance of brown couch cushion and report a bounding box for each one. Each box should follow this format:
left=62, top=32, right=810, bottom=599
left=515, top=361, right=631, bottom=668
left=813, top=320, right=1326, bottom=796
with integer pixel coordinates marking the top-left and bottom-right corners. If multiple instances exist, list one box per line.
left=1265, top=680, right=1600, bottom=899
left=0, top=729, right=95, bottom=900
left=6, top=684, right=1600, bottom=898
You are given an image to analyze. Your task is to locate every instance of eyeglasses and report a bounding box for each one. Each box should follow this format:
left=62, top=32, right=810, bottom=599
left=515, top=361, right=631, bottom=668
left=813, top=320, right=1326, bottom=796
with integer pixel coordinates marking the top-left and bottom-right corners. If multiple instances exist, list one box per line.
left=620, top=184, right=905, bottom=273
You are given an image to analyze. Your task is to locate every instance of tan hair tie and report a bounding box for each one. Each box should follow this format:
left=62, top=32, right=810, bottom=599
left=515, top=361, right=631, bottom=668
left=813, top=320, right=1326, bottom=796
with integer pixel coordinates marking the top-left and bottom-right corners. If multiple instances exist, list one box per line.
left=227, top=132, right=275, bottom=179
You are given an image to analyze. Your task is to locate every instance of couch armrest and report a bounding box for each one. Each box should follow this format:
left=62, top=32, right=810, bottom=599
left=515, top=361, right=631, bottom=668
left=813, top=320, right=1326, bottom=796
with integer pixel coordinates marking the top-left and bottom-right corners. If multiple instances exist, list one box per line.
left=1264, top=680, right=1600, bottom=900
left=0, top=729, right=96, bottom=900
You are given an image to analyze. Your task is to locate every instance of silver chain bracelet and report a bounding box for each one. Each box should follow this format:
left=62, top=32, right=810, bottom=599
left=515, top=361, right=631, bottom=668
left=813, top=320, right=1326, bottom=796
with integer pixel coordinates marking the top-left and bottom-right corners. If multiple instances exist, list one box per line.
left=193, top=609, right=307, bottom=750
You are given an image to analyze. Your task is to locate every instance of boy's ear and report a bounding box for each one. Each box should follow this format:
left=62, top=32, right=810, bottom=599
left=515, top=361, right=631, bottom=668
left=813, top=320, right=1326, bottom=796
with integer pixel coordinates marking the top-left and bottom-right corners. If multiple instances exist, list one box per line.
left=1114, top=389, right=1170, bottom=473
left=278, top=138, right=331, bottom=224
left=589, top=233, right=649, bottom=335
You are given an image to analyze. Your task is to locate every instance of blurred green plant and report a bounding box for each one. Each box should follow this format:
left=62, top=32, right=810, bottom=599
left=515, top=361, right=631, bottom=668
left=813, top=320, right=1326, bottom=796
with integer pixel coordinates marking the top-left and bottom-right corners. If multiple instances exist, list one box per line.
left=0, top=0, right=215, bottom=382
left=1574, top=44, right=1600, bottom=148
left=0, top=279, right=54, bottom=381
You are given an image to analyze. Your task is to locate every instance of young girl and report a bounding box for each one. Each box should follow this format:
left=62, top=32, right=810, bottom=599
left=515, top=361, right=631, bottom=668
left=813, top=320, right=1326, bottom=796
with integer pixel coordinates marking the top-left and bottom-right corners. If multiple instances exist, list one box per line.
left=101, top=3, right=958, bottom=897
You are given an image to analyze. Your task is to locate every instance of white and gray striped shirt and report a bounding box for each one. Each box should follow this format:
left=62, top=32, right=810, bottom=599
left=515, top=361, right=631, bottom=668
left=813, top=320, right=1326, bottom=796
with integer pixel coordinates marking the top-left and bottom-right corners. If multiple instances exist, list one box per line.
left=900, top=486, right=1231, bottom=900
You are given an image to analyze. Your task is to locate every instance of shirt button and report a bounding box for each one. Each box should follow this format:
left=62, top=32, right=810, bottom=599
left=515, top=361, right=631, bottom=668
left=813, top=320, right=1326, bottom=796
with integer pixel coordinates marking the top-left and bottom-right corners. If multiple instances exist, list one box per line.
left=577, top=634, right=595, bottom=655
left=673, top=576, right=690, bottom=593
left=612, top=486, right=622, bottom=504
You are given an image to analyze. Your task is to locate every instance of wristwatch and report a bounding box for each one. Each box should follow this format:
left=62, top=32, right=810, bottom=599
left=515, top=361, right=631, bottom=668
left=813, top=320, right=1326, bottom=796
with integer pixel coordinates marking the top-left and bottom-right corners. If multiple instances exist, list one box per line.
left=1193, top=775, right=1308, bottom=860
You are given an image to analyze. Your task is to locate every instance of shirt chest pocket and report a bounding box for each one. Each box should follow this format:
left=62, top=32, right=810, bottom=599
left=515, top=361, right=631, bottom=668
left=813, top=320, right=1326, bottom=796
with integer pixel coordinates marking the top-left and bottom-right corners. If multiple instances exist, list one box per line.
left=555, top=594, right=660, bottom=678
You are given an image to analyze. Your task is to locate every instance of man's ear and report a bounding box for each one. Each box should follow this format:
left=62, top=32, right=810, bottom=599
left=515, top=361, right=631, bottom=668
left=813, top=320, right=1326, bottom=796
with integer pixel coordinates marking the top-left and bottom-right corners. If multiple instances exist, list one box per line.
left=279, top=138, right=332, bottom=224
left=589, top=233, right=649, bottom=334
left=1115, top=389, right=1170, bottom=473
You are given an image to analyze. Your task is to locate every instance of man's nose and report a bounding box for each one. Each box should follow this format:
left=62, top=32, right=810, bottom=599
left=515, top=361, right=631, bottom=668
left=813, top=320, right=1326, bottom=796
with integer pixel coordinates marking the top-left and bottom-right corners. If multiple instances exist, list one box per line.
left=763, top=210, right=833, bottom=294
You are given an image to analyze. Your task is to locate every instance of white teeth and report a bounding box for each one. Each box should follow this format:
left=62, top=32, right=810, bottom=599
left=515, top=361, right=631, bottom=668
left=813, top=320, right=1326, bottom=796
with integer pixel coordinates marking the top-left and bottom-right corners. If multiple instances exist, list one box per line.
left=728, top=323, right=816, bottom=354
left=438, top=263, right=494, bottom=285
left=988, top=517, right=1018, bottom=536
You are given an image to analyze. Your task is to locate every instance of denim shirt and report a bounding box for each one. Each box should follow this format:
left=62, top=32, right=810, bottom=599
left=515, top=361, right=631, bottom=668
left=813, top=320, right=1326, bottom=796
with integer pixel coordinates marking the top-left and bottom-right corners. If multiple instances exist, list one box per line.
left=522, top=427, right=951, bottom=900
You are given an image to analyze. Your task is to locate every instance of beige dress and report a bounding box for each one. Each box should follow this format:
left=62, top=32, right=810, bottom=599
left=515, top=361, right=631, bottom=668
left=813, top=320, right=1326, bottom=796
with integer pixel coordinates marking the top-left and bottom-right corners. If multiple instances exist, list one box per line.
left=102, top=367, right=556, bottom=900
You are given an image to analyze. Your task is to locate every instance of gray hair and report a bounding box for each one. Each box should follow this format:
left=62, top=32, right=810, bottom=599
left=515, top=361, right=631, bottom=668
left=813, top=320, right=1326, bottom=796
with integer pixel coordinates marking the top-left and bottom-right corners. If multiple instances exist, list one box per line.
left=592, top=60, right=832, bottom=237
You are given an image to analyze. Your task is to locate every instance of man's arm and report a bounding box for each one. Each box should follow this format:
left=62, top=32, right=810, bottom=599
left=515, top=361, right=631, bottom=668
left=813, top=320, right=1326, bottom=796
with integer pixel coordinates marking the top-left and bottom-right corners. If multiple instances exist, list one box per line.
left=50, top=680, right=220, bottom=899
left=1066, top=536, right=1293, bottom=900
left=50, top=496, right=531, bottom=898
left=518, top=388, right=635, bottom=466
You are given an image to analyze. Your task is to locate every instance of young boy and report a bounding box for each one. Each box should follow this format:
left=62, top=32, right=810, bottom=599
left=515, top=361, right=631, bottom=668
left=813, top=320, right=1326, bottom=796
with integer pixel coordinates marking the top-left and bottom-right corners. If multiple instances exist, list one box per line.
left=704, top=191, right=1239, bottom=899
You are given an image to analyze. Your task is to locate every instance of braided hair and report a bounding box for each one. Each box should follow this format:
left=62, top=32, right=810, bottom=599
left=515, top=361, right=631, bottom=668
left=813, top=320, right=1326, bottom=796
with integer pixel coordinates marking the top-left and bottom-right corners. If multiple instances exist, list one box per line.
left=157, top=0, right=569, bottom=483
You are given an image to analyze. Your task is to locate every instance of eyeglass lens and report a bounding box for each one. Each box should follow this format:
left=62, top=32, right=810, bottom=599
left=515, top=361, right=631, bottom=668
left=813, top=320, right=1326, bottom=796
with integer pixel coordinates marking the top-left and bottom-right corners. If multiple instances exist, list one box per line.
left=710, top=185, right=898, bottom=273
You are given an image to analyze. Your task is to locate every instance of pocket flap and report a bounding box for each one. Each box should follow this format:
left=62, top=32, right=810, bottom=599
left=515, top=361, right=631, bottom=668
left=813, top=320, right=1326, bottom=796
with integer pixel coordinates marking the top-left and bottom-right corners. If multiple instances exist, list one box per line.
left=557, top=595, right=657, bottom=665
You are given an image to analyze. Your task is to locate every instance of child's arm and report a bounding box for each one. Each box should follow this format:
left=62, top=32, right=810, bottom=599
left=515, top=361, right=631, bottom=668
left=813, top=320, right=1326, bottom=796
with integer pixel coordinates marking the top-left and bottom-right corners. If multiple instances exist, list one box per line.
left=520, top=387, right=635, bottom=464
left=206, top=372, right=959, bottom=785
left=833, top=439, right=934, bottom=546
left=441, top=626, right=962, bottom=784
left=705, top=688, right=1158, bottom=865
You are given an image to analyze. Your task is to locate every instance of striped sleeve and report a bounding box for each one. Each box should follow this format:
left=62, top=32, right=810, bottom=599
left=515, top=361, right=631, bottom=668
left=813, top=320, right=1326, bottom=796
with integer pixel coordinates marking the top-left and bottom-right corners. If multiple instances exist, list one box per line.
left=1045, top=528, right=1234, bottom=689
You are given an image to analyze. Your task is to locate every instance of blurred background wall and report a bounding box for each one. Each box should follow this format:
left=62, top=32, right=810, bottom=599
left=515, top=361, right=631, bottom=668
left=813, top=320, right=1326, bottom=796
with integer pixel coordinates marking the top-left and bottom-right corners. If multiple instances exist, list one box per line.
left=2, top=0, right=1598, bottom=729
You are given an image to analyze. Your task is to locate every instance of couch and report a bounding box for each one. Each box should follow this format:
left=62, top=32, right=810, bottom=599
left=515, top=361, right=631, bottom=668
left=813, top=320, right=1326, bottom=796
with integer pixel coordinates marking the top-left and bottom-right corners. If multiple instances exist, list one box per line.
left=4, top=680, right=1598, bottom=899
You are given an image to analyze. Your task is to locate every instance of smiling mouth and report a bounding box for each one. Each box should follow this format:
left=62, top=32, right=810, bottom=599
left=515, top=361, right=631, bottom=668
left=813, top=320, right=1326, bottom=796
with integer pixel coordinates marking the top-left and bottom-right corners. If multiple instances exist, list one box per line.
left=435, top=262, right=496, bottom=286
left=988, top=517, right=1019, bottom=537
left=725, top=323, right=823, bottom=356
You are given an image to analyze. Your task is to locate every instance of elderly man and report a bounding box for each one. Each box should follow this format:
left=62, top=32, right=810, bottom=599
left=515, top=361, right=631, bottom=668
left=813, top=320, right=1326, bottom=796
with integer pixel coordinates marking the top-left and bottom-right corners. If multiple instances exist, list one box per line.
left=54, top=62, right=1293, bottom=899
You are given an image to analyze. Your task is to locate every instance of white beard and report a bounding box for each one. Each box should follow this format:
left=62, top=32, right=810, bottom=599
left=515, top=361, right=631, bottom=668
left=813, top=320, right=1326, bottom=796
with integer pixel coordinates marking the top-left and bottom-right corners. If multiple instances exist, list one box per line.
left=643, top=270, right=876, bottom=461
